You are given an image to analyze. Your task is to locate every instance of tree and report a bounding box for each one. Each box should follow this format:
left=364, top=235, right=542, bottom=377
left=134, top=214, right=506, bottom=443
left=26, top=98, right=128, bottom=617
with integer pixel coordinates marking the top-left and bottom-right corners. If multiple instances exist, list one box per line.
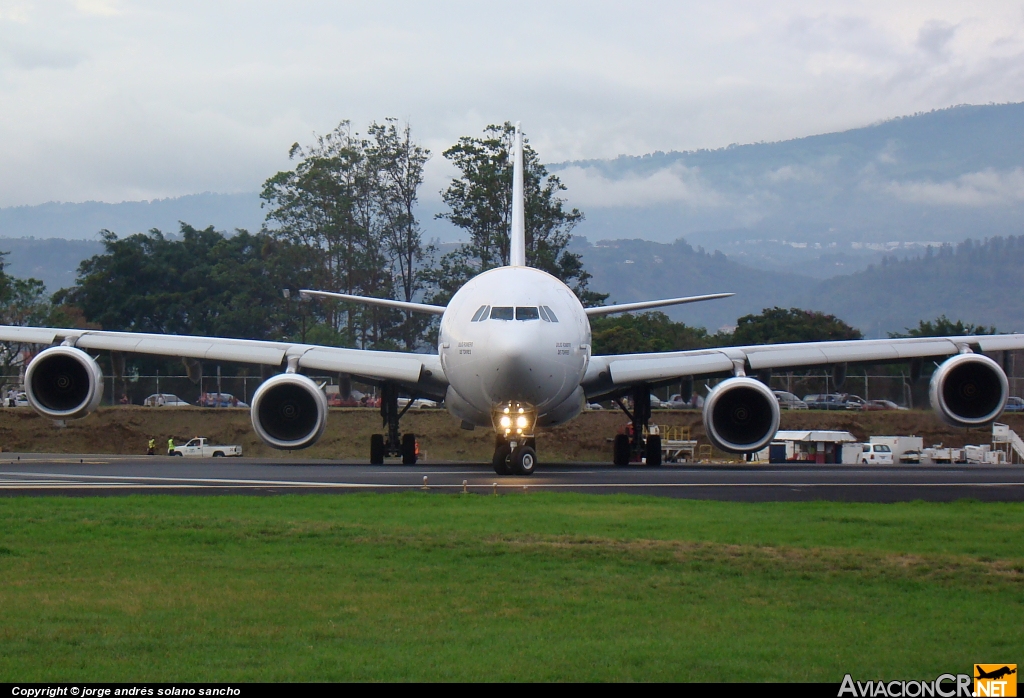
left=591, top=312, right=717, bottom=355
left=427, top=122, right=605, bottom=307
left=732, top=307, right=863, bottom=345
left=261, top=119, right=432, bottom=350
left=891, top=315, right=998, bottom=338
left=57, top=225, right=300, bottom=341
left=261, top=121, right=374, bottom=344
left=0, top=252, right=68, bottom=376
left=367, top=119, right=431, bottom=349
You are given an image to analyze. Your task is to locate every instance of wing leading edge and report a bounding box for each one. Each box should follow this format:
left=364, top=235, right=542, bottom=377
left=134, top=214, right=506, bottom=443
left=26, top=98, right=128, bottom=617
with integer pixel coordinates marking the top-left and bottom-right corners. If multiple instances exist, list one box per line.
left=583, top=334, right=1024, bottom=398
left=0, top=325, right=447, bottom=396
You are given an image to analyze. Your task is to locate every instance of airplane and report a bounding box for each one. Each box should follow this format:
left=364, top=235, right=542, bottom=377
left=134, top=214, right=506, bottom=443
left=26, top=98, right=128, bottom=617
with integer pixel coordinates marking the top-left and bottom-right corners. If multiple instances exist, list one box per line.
left=2, top=123, right=1023, bottom=475
left=975, top=666, right=1016, bottom=681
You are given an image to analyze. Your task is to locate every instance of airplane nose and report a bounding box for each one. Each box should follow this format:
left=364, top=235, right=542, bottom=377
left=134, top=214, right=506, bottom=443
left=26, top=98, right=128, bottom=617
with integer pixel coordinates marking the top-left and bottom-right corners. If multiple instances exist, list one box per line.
left=487, top=325, right=541, bottom=402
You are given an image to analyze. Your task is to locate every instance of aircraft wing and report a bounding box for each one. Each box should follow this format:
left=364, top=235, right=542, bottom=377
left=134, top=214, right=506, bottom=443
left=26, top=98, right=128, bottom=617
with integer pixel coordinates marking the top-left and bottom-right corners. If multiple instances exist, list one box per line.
left=0, top=325, right=447, bottom=395
left=582, top=334, right=1024, bottom=397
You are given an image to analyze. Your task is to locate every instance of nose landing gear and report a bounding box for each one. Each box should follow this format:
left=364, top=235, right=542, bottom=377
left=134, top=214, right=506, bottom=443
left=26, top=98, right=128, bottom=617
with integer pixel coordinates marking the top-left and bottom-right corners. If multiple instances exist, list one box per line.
left=369, top=382, right=419, bottom=465
left=493, top=436, right=537, bottom=476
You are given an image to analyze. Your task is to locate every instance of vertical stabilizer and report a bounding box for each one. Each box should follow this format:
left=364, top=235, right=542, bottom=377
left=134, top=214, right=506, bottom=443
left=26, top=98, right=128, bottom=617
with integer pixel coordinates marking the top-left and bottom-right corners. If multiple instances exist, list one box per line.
left=509, top=122, right=526, bottom=267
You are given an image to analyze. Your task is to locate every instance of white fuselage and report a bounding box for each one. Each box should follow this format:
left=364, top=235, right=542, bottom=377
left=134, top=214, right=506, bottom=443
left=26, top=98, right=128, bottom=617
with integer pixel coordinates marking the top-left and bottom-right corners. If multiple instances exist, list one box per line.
left=438, top=266, right=591, bottom=429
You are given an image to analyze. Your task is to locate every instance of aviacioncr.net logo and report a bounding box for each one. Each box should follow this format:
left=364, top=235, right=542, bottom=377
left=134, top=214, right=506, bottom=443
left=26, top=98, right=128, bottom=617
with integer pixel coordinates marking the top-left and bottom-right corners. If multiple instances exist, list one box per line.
left=839, top=674, right=972, bottom=697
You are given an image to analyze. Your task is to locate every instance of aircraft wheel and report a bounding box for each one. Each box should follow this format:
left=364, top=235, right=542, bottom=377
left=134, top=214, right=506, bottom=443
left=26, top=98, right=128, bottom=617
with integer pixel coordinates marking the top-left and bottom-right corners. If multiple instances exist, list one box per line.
left=402, top=433, right=417, bottom=465
left=370, top=434, right=385, bottom=465
left=613, top=434, right=630, bottom=466
left=645, top=435, right=662, bottom=467
left=512, top=445, right=537, bottom=476
left=493, top=443, right=512, bottom=475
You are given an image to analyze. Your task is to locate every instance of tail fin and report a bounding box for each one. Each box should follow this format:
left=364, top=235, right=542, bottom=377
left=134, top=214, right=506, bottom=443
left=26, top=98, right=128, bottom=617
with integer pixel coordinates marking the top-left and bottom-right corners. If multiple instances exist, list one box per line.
left=509, top=122, right=526, bottom=267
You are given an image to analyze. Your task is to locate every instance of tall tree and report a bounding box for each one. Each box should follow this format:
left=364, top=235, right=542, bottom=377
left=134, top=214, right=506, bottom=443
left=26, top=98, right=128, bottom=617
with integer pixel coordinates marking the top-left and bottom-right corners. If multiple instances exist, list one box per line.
left=367, top=119, right=431, bottom=349
left=427, top=122, right=605, bottom=307
left=262, top=120, right=432, bottom=350
left=261, top=121, right=373, bottom=344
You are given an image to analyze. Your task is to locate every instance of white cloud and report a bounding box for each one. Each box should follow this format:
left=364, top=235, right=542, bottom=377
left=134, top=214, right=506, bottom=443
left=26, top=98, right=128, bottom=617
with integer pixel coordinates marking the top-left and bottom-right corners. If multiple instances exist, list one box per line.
left=1, top=1, right=1024, bottom=206
left=885, top=168, right=1024, bottom=206
left=557, top=164, right=727, bottom=208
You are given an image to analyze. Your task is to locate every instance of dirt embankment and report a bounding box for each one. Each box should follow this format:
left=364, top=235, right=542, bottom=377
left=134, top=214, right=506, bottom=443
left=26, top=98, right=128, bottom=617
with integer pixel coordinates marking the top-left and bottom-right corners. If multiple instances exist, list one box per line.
left=1, top=406, right=1021, bottom=461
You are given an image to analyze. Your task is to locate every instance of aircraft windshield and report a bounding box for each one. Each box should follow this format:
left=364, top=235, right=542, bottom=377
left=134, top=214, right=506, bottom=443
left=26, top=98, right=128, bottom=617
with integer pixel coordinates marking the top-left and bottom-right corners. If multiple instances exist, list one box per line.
left=516, top=307, right=540, bottom=320
left=490, top=307, right=514, bottom=320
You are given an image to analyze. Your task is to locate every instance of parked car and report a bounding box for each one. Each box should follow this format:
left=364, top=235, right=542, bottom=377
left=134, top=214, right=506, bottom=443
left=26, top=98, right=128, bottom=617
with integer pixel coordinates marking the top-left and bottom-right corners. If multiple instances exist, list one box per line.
left=773, top=390, right=808, bottom=409
left=586, top=402, right=604, bottom=410
left=861, top=399, right=908, bottom=411
left=198, top=392, right=248, bottom=408
left=843, top=395, right=867, bottom=410
left=802, top=393, right=847, bottom=410
left=143, top=393, right=191, bottom=407
left=665, top=393, right=703, bottom=409
left=1004, top=397, right=1024, bottom=412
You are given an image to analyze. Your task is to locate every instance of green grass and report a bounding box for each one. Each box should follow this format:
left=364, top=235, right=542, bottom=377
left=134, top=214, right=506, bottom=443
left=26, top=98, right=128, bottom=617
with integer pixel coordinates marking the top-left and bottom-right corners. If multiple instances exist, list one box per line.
left=0, top=493, right=1021, bottom=681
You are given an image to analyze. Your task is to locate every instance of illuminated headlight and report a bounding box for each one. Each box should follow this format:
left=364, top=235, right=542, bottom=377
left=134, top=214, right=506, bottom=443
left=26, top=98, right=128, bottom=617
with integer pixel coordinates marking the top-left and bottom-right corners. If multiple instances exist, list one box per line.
left=492, top=401, right=537, bottom=435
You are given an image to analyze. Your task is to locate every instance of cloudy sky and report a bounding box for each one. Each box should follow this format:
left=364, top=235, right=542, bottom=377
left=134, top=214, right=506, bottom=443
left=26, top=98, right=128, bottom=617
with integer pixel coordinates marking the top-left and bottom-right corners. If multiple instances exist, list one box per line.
left=1, top=0, right=1023, bottom=209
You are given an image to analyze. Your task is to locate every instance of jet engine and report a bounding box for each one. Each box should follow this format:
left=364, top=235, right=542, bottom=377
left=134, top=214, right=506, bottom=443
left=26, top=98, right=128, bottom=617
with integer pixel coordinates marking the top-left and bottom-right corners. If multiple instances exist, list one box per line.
left=929, top=353, right=1008, bottom=427
left=25, top=346, right=104, bottom=420
left=250, top=373, right=328, bottom=449
left=702, top=376, right=780, bottom=453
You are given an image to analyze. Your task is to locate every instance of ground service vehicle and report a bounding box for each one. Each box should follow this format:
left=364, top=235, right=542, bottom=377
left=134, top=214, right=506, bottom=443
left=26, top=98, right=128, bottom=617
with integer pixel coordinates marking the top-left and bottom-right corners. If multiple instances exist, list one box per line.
left=171, top=438, right=242, bottom=457
left=859, top=443, right=894, bottom=465
left=3, top=123, right=1023, bottom=475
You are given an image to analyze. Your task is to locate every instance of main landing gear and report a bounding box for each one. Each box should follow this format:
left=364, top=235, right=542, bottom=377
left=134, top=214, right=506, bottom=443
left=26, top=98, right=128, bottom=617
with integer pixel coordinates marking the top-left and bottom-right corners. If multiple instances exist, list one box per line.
left=612, top=384, right=662, bottom=467
left=492, top=435, right=537, bottom=476
left=369, top=382, right=417, bottom=465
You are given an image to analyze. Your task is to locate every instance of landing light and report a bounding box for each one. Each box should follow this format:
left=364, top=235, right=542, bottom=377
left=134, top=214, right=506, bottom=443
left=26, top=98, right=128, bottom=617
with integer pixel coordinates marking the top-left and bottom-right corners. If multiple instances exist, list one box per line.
left=492, top=401, right=537, bottom=437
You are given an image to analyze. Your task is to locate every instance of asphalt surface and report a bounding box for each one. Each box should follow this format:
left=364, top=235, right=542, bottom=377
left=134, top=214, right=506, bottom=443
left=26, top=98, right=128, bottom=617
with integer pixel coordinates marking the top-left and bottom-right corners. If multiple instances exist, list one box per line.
left=0, top=453, right=1023, bottom=501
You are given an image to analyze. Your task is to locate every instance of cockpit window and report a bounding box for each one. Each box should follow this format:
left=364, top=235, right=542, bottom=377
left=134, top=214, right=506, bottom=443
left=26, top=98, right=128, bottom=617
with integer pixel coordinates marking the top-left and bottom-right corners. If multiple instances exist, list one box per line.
left=516, top=307, right=540, bottom=321
left=471, top=305, right=490, bottom=322
left=490, top=306, right=514, bottom=321
left=542, top=305, right=558, bottom=322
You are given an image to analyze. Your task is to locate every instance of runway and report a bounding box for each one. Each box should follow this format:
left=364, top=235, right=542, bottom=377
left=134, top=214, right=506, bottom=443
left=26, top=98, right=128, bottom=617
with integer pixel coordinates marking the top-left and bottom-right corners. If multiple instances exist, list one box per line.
left=0, top=453, right=1023, bottom=501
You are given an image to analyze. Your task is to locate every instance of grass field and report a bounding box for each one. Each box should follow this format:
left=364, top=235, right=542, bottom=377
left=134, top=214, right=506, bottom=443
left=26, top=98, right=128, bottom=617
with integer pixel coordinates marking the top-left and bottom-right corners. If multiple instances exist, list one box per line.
left=1, top=493, right=1021, bottom=681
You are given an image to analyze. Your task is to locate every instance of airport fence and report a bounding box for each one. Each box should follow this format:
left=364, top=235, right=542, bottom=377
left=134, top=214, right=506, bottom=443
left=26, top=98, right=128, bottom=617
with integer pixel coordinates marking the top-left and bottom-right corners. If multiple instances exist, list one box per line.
left=3, top=373, right=1024, bottom=411
left=0, top=374, right=370, bottom=408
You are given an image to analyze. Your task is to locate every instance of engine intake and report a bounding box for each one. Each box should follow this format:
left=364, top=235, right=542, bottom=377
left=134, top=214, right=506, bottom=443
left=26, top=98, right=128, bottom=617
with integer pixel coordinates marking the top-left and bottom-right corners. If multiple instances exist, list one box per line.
left=702, top=376, right=780, bottom=453
left=929, top=353, right=1008, bottom=427
left=250, top=373, right=328, bottom=449
left=25, top=346, right=104, bottom=419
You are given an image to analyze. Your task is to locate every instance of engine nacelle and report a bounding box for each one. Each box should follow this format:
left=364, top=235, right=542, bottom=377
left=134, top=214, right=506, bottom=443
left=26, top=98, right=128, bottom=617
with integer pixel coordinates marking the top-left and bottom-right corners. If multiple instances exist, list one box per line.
left=250, top=373, right=328, bottom=450
left=929, top=353, right=1008, bottom=427
left=702, top=376, right=781, bottom=454
left=25, top=346, right=104, bottom=420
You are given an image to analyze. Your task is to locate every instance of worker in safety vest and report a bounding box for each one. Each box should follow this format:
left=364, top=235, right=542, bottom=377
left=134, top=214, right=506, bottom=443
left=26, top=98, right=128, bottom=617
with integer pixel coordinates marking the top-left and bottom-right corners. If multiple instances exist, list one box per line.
left=147, top=438, right=155, bottom=456
left=167, top=436, right=175, bottom=456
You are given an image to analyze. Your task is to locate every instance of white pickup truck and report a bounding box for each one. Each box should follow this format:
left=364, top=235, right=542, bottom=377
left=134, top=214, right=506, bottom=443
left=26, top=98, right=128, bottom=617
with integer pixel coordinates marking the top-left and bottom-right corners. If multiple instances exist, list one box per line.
left=171, top=438, right=242, bottom=458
